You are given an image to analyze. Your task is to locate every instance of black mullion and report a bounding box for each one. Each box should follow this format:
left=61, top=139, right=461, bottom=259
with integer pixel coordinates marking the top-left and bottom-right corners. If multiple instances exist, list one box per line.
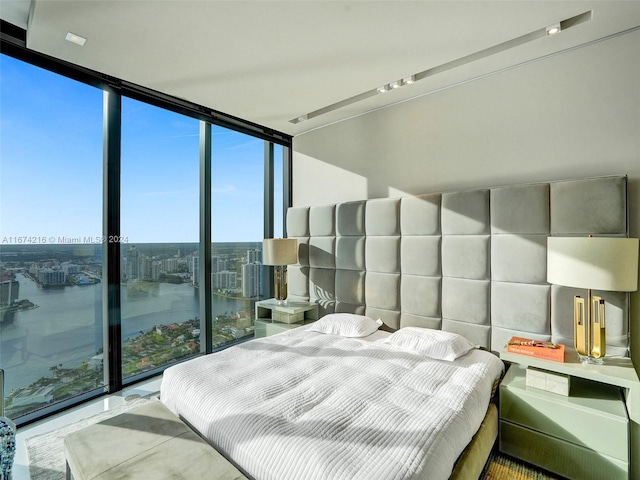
left=103, top=88, right=122, bottom=392
left=200, top=122, right=213, bottom=354
left=282, top=146, right=292, bottom=237
left=264, top=142, right=275, bottom=299
left=264, top=142, right=275, bottom=239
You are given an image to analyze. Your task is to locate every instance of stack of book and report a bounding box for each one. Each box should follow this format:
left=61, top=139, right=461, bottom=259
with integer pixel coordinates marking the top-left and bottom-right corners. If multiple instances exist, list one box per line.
left=525, top=366, right=570, bottom=396
left=506, top=336, right=565, bottom=363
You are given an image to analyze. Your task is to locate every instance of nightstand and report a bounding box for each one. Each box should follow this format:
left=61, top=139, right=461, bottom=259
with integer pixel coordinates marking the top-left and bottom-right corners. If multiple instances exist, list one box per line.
left=499, top=351, right=639, bottom=480
left=254, top=299, right=318, bottom=338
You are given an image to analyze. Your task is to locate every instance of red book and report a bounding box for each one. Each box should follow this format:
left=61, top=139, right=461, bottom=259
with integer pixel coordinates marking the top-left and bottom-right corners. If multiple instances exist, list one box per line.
left=506, top=336, right=565, bottom=363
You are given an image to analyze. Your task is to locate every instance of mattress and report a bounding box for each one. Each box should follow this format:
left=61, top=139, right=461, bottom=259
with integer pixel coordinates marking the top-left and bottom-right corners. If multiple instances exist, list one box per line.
left=161, top=327, right=504, bottom=480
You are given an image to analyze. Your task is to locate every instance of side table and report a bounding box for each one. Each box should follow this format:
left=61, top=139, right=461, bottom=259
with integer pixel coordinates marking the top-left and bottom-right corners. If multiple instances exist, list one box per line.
left=254, top=299, right=318, bottom=338
left=499, top=350, right=639, bottom=480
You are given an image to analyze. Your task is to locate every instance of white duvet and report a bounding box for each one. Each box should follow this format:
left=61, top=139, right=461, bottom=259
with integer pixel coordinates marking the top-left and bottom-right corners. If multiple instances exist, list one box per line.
left=160, top=328, right=504, bottom=480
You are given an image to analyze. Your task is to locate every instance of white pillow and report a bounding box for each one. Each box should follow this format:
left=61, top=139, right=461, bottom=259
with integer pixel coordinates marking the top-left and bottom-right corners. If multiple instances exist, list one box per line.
left=382, top=327, right=475, bottom=361
left=308, top=314, right=383, bottom=338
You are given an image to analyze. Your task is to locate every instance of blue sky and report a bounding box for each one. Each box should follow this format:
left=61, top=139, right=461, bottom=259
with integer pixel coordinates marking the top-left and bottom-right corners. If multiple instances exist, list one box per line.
left=0, top=54, right=283, bottom=244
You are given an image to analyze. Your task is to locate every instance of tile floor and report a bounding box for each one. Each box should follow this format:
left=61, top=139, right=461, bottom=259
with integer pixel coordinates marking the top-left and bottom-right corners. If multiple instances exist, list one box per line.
left=12, top=376, right=163, bottom=480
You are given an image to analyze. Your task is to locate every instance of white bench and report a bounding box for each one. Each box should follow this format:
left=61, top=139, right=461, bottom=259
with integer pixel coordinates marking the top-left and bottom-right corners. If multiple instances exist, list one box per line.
left=64, top=401, right=248, bottom=480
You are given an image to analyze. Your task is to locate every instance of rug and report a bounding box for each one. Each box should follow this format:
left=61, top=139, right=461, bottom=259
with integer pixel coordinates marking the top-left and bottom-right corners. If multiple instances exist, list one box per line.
left=26, top=393, right=158, bottom=480
left=481, top=450, right=562, bottom=480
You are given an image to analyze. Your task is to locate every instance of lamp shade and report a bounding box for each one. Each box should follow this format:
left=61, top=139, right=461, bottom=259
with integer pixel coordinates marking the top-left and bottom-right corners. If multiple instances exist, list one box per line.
left=547, top=237, right=639, bottom=292
left=262, top=238, right=298, bottom=266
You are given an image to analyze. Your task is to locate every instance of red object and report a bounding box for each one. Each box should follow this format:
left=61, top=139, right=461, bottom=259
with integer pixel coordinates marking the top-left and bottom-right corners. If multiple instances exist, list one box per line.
left=506, top=336, right=565, bottom=363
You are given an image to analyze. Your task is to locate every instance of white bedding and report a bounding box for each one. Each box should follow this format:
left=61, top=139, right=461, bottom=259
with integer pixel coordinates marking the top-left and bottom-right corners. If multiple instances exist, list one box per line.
left=160, top=327, right=504, bottom=480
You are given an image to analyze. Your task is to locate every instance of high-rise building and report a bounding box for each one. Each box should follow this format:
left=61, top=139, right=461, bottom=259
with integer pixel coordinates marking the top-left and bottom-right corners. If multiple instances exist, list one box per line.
left=126, top=246, right=140, bottom=280
left=151, top=262, right=162, bottom=281
left=38, top=269, right=66, bottom=286
left=192, top=256, right=199, bottom=286
left=212, top=256, right=228, bottom=273
left=242, top=263, right=261, bottom=298
left=247, top=249, right=262, bottom=264
left=0, top=279, right=19, bottom=307
left=62, top=264, right=81, bottom=274
left=213, top=271, right=237, bottom=290
left=139, top=256, right=153, bottom=281
left=162, top=258, right=179, bottom=273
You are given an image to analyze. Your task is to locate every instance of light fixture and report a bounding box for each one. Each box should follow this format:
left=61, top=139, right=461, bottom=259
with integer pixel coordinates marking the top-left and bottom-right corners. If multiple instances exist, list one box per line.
left=65, top=32, right=87, bottom=46
left=262, top=238, right=298, bottom=304
left=546, top=23, right=561, bottom=36
left=390, top=80, right=403, bottom=89
left=547, top=236, right=639, bottom=364
left=289, top=11, right=590, bottom=125
left=296, top=114, right=308, bottom=123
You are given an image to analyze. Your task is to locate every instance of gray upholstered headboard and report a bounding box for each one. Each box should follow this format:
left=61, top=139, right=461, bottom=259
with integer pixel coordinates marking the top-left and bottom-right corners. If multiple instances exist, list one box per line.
left=286, top=175, right=630, bottom=356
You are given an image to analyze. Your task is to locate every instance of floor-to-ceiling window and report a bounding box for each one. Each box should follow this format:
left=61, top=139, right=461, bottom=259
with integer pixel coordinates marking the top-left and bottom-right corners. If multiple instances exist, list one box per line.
left=210, top=126, right=264, bottom=347
left=0, top=55, right=104, bottom=420
left=0, top=45, right=291, bottom=425
left=120, top=98, right=200, bottom=378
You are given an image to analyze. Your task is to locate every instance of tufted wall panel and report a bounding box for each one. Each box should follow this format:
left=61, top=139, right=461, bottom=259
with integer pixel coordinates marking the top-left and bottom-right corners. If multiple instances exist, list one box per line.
left=287, top=176, right=630, bottom=354
left=548, top=177, right=629, bottom=356
left=489, top=183, right=551, bottom=351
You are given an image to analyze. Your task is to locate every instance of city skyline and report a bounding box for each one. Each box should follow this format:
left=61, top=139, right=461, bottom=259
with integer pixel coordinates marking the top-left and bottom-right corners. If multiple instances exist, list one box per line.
left=0, top=241, right=266, bottom=301
left=0, top=54, right=284, bottom=245
left=0, top=50, right=280, bottom=424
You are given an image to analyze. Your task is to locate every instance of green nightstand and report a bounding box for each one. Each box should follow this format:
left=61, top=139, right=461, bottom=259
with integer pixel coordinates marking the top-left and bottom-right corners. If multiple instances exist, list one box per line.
left=499, top=362, right=630, bottom=479
left=254, top=299, right=318, bottom=338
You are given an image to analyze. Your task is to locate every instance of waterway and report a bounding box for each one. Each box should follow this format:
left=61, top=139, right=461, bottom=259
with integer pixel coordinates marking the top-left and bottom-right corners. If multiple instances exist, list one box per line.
left=0, top=273, right=249, bottom=395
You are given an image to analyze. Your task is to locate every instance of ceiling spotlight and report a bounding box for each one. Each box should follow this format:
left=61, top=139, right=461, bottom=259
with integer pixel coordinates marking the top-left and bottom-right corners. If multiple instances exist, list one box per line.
left=377, top=84, right=390, bottom=93
left=296, top=114, right=308, bottom=123
left=390, top=80, right=403, bottom=89
left=403, top=75, right=416, bottom=85
left=546, top=23, right=561, bottom=36
left=65, top=32, right=87, bottom=46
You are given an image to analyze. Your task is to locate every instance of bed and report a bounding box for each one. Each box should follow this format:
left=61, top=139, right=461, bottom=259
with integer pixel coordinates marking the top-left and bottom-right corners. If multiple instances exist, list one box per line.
left=161, top=175, right=630, bottom=480
left=161, top=315, right=504, bottom=480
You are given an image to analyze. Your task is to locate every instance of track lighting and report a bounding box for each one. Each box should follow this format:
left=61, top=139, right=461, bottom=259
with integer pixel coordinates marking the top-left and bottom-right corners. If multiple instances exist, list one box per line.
left=380, top=75, right=416, bottom=94
left=289, top=11, right=590, bottom=126
left=403, top=75, right=416, bottom=85
left=546, top=23, right=561, bottom=36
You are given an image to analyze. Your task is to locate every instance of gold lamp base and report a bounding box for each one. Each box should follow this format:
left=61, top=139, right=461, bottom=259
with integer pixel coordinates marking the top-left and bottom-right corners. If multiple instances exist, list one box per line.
left=274, top=266, right=288, bottom=305
left=574, top=289, right=606, bottom=365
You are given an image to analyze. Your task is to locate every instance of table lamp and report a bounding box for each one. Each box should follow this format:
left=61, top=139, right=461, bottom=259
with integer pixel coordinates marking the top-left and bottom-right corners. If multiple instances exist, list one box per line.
left=262, top=238, right=298, bottom=304
left=547, top=236, right=639, bottom=364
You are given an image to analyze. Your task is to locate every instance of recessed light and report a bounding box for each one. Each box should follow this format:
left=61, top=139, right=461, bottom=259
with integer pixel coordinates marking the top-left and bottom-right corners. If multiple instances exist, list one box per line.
left=65, top=32, right=87, bottom=46
left=377, top=84, right=390, bottom=93
left=390, top=80, right=403, bottom=89
left=546, top=23, right=561, bottom=36
left=403, top=75, right=416, bottom=85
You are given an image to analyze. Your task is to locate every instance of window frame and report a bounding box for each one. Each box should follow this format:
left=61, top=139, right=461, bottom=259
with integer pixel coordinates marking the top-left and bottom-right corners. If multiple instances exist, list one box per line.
left=0, top=25, right=292, bottom=426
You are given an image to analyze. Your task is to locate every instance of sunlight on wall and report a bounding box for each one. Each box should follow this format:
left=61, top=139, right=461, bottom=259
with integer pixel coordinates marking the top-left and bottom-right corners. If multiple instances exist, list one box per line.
left=293, top=152, right=368, bottom=206
left=388, top=187, right=412, bottom=198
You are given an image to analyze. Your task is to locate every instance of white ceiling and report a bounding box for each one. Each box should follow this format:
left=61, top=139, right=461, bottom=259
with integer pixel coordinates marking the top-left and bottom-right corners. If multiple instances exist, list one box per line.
left=2, top=1, right=640, bottom=137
